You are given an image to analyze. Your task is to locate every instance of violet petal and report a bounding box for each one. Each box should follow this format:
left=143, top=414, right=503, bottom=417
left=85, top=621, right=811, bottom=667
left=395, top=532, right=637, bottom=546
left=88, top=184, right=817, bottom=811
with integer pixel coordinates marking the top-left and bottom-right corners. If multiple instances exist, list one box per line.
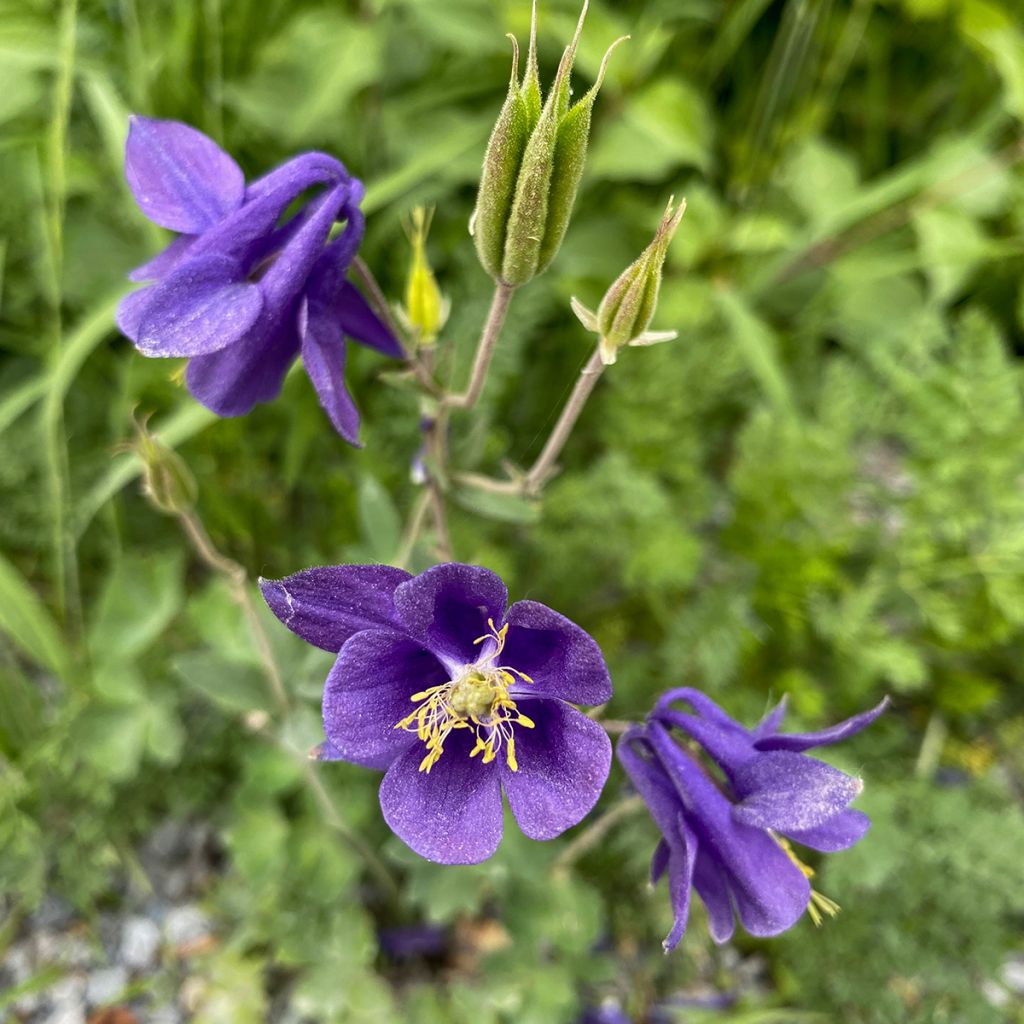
left=500, top=699, right=611, bottom=840
left=393, top=563, right=508, bottom=669
left=323, top=629, right=447, bottom=770
left=753, top=697, right=890, bottom=753
left=299, top=294, right=362, bottom=446
left=732, top=750, right=864, bottom=833
left=784, top=808, right=871, bottom=852
left=135, top=253, right=263, bottom=357
left=128, top=234, right=197, bottom=282
left=258, top=565, right=411, bottom=653
left=379, top=729, right=503, bottom=864
left=501, top=600, right=612, bottom=705
left=125, top=115, right=244, bottom=233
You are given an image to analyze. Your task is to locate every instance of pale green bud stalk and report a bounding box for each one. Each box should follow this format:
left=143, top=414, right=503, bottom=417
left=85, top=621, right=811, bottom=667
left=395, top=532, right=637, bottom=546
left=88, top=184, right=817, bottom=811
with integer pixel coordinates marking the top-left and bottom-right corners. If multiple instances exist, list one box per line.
left=571, top=196, right=686, bottom=365
left=121, top=411, right=198, bottom=516
left=471, top=1, right=627, bottom=287
left=397, top=206, right=450, bottom=348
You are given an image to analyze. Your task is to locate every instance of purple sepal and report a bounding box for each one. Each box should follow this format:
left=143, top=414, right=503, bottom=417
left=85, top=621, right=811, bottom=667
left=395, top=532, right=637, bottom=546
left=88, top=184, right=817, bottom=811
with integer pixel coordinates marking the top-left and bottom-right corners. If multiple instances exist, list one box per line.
left=125, top=116, right=245, bottom=233
left=134, top=253, right=263, bottom=357
left=754, top=696, right=890, bottom=752
left=500, top=699, right=611, bottom=840
left=379, top=728, right=504, bottom=865
left=258, top=565, right=410, bottom=652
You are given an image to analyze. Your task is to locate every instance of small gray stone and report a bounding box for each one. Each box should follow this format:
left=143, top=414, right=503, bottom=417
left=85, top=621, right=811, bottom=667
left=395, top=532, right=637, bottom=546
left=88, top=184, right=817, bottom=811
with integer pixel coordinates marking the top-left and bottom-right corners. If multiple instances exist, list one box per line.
left=163, top=904, right=211, bottom=948
left=33, top=930, right=92, bottom=968
left=1001, top=957, right=1024, bottom=995
left=150, top=1006, right=185, bottom=1024
left=982, top=979, right=1010, bottom=1010
left=86, top=965, right=129, bottom=1006
left=43, top=975, right=87, bottom=1024
left=120, top=915, right=162, bottom=970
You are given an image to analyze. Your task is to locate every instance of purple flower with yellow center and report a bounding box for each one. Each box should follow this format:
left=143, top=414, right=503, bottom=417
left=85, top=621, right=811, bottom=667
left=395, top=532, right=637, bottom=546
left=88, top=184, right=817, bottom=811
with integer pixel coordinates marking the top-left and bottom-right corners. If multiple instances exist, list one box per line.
left=117, top=116, right=403, bottom=444
left=260, top=562, right=613, bottom=864
left=618, top=688, right=888, bottom=951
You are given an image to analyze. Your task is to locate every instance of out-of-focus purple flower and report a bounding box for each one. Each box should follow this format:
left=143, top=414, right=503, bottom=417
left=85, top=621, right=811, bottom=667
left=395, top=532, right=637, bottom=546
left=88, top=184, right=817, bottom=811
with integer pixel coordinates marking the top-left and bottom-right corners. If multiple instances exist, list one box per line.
left=578, top=999, right=632, bottom=1024
left=260, top=562, right=612, bottom=864
left=618, top=688, right=888, bottom=951
left=378, top=923, right=450, bottom=961
left=117, top=115, right=403, bottom=444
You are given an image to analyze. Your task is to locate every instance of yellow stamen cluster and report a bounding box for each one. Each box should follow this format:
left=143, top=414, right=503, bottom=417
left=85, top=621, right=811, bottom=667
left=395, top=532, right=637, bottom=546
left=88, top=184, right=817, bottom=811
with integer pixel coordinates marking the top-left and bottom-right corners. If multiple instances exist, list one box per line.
left=394, top=619, right=535, bottom=774
left=776, top=836, right=841, bottom=927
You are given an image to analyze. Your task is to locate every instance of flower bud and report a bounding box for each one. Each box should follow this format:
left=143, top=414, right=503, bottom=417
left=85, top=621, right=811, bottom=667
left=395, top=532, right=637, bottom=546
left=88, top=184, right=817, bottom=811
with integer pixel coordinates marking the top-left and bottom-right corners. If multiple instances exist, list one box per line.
left=571, top=196, right=685, bottom=365
left=471, top=1, right=626, bottom=287
left=123, top=411, right=198, bottom=516
left=397, top=206, right=449, bottom=348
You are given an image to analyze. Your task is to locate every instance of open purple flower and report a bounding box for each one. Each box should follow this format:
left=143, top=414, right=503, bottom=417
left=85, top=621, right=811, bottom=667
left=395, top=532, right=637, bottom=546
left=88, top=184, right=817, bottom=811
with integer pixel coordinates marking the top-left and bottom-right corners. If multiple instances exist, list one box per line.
left=117, top=115, right=404, bottom=444
left=260, top=562, right=613, bottom=864
left=618, top=688, right=887, bottom=951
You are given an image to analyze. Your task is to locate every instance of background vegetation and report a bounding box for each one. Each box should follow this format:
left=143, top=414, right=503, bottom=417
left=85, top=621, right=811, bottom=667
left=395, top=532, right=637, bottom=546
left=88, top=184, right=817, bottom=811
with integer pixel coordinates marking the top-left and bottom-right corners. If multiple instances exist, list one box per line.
left=2, top=0, right=1024, bottom=1020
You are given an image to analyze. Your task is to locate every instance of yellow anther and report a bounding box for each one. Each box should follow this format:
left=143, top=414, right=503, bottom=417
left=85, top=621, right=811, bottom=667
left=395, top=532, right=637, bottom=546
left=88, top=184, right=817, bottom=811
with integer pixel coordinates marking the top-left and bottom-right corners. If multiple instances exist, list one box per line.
left=775, top=835, right=841, bottom=926
left=393, top=619, right=536, bottom=773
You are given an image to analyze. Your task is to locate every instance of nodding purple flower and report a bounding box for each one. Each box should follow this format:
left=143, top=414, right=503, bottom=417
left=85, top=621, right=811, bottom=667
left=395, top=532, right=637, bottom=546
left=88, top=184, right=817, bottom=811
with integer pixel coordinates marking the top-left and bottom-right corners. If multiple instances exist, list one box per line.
left=260, top=562, right=613, bottom=864
left=117, top=116, right=404, bottom=445
left=618, top=688, right=888, bottom=951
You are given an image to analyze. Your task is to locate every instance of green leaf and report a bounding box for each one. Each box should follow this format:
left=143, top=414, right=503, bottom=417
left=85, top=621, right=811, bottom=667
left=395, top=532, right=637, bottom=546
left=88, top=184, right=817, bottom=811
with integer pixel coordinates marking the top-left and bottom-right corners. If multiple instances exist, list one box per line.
left=88, top=550, right=184, bottom=666
left=0, top=550, right=71, bottom=683
left=172, top=651, right=270, bottom=716
left=358, top=475, right=402, bottom=562
left=452, top=485, right=540, bottom=524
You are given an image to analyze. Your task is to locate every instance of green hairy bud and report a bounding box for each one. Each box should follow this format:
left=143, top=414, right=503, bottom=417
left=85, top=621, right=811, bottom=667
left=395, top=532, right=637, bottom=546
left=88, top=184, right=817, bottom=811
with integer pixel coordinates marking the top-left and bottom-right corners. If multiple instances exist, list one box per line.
left=471, top=1, right=626, bottom=287
left=122, top=411, right=198, bottom=516
left=571, top=196, right=686, bottom=365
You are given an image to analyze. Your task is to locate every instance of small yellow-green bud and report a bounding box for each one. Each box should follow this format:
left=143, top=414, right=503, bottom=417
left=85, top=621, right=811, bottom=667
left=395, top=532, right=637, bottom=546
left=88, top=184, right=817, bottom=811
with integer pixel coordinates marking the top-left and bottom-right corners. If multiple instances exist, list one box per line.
left=123, top=411, right=198, bottom=516
left=397, top=206, right=449, bottom=348
left=571, top=196, right=685, bottom=365
left=471, top=1, right=627, bottom=287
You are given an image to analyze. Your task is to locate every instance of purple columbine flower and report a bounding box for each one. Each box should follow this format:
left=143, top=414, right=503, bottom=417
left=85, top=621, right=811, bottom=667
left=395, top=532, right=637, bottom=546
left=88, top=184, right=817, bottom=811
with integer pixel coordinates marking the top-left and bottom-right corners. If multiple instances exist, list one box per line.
left=259, top=562, right=613, bottom=864
left=117, top=115, right=404, bottom=444
left=618, top=688, right=888, bottom=951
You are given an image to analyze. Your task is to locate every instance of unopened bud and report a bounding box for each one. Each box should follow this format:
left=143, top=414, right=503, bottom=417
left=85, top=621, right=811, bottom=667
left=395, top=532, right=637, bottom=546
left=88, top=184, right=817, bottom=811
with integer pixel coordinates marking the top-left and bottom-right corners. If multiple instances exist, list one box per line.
left=571, top=196, right=685, bottom=364
left=122, top=411, right=198, bottom=515
left=471, top=1, right=627, bottom=287
left=397, top=207, right=449, bottom=348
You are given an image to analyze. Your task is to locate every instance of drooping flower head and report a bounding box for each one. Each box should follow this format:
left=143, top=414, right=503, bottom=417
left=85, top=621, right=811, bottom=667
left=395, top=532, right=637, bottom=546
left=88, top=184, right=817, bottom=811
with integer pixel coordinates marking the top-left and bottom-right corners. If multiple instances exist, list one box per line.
left=117, top=116, right=404, bottom=445
left=260, top=562, right=613, bottom=864
left=618, top=688, right=888, bottom=951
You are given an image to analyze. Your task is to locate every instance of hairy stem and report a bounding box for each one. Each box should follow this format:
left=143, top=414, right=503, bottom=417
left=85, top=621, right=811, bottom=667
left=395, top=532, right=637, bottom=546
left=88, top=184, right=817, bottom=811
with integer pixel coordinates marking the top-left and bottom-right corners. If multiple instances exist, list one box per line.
left=552, top=795, right=645, bottom=875
left=523, top=347, right=605, bottom=494
left=175, top=507, right=401, bottom=901
left=443, top=282, right=515, bottom=410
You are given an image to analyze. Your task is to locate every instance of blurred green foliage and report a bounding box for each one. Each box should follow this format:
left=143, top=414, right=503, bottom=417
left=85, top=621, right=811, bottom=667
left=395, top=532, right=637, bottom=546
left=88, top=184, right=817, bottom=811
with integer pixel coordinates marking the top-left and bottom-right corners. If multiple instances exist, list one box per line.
left=2, top=0, right=1024, bottom=1020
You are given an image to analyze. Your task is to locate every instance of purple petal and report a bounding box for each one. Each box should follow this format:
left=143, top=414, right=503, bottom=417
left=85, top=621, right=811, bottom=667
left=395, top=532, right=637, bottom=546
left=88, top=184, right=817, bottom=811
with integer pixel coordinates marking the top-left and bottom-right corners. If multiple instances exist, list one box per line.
left=323, top=629, right=447, bottom=770
left=125, top=115, right=244, bottom=233
left=732, top=751, right=863, bottom=833
left=753, top=697, right=890, bottom=753
left=691, top=849, right=736, bottom=944
left=258, top=184, right=350, bottom=310
left=184, top=312, right=299, bottom=416
left=315, top=739, right=347, bottom=761
left=650, top=838, right=670, bottom=884
left=753, top=695, right=788, bottom=740
left=500, top=699, right=611, bottom=840
left=785, top=808, right=871, bottom=852
left=379, top=729, right=503, bottom=864
left=655, top=708, right=756, bottom=780
left=501, top=600, right=612, bottom=706
left=393, top=564, right=508, bottom=669
left=258, top=565, right=411, bottom=653
left=245, top=150, right=350, bottom=200
left=648, top=723, right=810, bottom=939
left=663, top=814, right=698, bottom=952
left=135, top=253, right=263, bottom=357
left=336, top=281, right=404, bottom=358
left=300, top=303, right=362, bottom=446
left=128, top=234, right=197, bottom=282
